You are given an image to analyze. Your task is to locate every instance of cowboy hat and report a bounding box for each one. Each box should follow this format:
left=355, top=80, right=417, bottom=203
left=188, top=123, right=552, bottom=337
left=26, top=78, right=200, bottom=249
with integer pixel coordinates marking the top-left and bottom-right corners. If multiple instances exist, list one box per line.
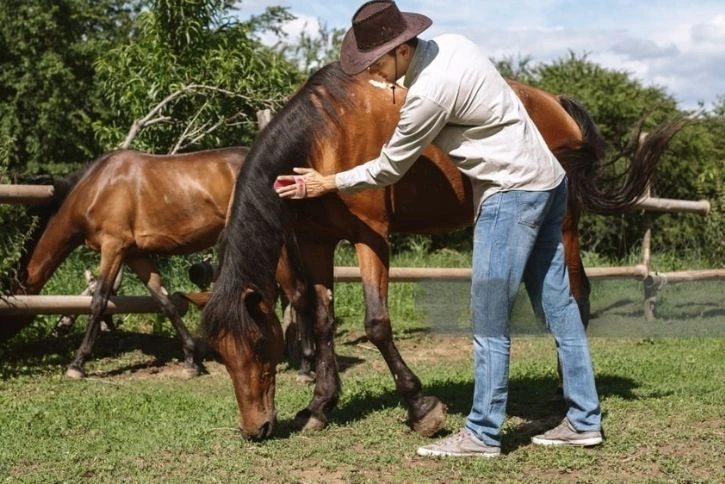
left=340, top=1, right=432, bottom=75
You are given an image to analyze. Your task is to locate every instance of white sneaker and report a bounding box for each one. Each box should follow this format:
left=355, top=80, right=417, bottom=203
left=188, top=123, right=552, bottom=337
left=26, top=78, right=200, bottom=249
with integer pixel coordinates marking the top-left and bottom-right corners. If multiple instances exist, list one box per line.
left=416, top=429, right=501, bottom=458
left=532, top=418, right=603, bottom=447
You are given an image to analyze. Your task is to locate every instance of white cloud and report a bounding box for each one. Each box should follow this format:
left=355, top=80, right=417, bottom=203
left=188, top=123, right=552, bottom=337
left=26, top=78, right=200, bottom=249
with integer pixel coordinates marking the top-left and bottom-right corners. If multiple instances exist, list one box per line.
left=690, top=15, right=725, bottom=51
left=611, top=38, right=680, bottom=61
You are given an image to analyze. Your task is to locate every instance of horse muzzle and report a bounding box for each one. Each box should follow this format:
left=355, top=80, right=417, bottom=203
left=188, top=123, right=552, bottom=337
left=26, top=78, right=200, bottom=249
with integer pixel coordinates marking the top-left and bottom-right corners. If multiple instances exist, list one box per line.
left=239, top=413, right=277, bottom=441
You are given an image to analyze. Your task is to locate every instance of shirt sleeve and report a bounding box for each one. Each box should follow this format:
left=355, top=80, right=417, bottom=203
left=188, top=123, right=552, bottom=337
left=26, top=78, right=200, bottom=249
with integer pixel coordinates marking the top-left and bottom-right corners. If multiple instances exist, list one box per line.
left=335, top=94, right=450, bottom=192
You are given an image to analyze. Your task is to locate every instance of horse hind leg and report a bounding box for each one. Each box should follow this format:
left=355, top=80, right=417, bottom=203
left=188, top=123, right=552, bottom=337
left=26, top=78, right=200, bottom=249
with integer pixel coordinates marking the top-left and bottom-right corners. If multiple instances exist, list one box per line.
left=276, top=245, right=315, bottom=381
left=126, top=255, right=202, bottom=378
left=66, top=246, right=125, bottom=379
left=562, top=206, right=591, bottom=328
left=54, top=270, right=120, bottom=337
left=355, top=241, right=447, bottom=437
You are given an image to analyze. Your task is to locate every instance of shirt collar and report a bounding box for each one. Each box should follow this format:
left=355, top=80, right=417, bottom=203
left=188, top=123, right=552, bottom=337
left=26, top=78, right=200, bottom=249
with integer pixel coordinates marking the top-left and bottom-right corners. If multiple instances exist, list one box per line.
left=402, top=38, right=432, bottom=88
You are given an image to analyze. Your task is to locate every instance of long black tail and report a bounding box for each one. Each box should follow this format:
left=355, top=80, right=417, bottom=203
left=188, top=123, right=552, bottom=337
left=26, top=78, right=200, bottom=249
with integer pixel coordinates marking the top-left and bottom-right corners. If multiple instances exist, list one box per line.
left=556, top=96, right=687, bottom=214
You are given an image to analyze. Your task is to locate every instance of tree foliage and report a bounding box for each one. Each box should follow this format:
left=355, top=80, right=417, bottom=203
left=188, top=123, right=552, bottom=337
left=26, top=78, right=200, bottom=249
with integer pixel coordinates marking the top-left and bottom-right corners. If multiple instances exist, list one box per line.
left=278, top=22, right=345, bottom=75
left=93, top=1, right=303, bottom=152
left=0, top=0, right=145, bottom=175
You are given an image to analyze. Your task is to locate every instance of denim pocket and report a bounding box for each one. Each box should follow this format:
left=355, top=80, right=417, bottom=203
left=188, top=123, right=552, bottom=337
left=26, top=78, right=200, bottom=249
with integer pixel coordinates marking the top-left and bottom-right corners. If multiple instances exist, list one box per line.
left=515, top=190, right=546, bottom=228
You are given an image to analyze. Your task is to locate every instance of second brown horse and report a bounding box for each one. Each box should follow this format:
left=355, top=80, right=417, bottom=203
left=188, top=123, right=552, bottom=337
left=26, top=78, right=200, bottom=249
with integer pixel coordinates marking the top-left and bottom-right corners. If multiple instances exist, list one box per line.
left=1, top=147, right=247, bottom=378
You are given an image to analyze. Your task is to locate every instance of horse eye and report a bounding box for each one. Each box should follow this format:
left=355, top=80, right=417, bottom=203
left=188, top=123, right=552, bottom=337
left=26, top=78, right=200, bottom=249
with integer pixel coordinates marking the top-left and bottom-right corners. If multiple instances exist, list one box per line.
left=253, top=332, right=266, bottom=351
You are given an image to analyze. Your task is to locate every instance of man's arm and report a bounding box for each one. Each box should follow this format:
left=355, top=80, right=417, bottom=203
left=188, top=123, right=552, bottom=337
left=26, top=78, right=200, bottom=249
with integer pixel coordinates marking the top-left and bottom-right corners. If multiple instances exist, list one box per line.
left=276, top=94, right=450, bottom=199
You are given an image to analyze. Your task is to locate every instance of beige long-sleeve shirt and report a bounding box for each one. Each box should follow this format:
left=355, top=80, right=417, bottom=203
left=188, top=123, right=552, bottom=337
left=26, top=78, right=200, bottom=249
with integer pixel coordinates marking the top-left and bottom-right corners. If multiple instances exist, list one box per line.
left=334, top=34, right=565, bottom=214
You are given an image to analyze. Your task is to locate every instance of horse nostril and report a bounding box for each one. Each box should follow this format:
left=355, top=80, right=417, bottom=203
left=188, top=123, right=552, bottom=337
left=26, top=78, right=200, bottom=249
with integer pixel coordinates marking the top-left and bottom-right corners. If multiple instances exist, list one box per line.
left=256, top=420, right=273, bottom=440
left=239, top=421, right=273, bottom=441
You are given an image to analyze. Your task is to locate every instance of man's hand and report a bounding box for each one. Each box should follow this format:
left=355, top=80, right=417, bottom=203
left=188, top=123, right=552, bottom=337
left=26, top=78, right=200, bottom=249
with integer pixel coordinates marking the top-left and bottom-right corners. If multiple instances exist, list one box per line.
left=274, top=167, right=337, bottom=199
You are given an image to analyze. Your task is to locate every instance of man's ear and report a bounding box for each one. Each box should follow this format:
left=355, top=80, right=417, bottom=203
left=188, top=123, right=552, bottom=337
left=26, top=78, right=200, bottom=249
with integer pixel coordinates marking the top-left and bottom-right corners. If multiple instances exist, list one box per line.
left=398, top=43, right=411, bottom=58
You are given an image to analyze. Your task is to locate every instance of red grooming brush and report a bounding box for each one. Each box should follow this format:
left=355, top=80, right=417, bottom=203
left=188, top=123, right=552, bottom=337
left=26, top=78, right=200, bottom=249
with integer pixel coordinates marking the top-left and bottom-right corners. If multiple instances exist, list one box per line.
left=273, top=175, right=306, bottom=198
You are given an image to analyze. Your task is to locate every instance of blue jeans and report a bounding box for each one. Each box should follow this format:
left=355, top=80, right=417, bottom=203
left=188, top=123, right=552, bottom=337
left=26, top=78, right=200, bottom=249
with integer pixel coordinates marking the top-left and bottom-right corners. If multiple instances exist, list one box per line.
left=465, top=178, right=601, bottom=446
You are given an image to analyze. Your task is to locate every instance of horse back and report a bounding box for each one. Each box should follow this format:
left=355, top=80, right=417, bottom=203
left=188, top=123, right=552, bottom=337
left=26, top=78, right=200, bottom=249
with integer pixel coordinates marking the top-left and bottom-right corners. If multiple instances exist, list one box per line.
left=68, top=147, right=246, bottom=254
left=506, top=79, right=583, bottom=151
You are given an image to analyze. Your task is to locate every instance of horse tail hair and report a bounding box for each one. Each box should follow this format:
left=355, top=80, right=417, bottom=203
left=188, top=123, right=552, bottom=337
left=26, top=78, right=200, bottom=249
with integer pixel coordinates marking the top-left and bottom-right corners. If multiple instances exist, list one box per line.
left=556, top=96, right=687, bottom=214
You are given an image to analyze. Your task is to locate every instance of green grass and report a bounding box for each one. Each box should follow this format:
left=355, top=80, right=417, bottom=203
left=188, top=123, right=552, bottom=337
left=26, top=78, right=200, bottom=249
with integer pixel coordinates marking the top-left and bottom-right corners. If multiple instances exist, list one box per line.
left=1, top=334, right=723, bottom=482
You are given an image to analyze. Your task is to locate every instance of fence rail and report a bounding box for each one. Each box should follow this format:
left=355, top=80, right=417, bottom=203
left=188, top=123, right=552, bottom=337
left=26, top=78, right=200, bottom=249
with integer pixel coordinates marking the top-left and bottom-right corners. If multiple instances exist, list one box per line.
left=332, top=265, right=725, bottom=282
left=0, top=294, right=192, bottom=317
left=0, top=184, right=712, bottom=215
left=0, top=184, right=54, bottom=205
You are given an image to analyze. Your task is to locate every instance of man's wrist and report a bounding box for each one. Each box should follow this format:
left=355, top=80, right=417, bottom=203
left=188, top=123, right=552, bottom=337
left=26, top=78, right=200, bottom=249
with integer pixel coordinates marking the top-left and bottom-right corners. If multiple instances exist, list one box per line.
left=324, top=174, right=338, bottom=192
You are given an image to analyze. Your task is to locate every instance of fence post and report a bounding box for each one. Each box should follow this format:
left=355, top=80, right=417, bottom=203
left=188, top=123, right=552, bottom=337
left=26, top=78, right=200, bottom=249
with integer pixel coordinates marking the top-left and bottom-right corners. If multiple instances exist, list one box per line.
left=641, top=183, right=657, bottom=320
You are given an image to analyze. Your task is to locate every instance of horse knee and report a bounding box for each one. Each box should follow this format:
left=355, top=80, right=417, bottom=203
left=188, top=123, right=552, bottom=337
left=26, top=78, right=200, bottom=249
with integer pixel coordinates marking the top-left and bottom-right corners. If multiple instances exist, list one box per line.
left=89, top=293, right=107, bottom=319
left=364, top=315, right=392, bottom=346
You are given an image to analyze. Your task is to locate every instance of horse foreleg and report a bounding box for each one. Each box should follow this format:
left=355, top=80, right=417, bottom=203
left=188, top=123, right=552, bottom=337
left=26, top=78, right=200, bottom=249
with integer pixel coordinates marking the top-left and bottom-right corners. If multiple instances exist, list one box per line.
left=354, top=240, right=447, bottom=436
left=66, top=245, right=125, bottom=379
left=126, top=255, right=202, bottom=378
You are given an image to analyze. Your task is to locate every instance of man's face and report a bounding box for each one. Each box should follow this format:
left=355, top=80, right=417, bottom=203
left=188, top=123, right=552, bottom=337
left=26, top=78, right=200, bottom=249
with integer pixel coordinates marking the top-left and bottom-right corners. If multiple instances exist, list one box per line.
left=367, top=51, right=398, bottom=84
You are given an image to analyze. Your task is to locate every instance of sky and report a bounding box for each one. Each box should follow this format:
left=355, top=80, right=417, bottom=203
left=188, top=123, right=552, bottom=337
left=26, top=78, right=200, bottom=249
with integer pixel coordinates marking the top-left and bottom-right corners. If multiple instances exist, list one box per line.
left=237, top=0, right=725, bottom=110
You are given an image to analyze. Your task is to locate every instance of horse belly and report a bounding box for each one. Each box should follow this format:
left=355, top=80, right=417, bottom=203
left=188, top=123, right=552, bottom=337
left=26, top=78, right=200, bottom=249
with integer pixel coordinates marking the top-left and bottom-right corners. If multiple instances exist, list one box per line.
left=389, top=154, right=474, bottom=233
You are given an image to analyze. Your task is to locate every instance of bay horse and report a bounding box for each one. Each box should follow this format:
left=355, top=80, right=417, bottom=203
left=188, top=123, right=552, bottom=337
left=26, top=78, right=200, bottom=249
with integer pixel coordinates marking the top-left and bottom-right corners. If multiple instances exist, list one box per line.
left=202, top=62, right=684, bottom=440
left=0, top=146, right=247, bottom=378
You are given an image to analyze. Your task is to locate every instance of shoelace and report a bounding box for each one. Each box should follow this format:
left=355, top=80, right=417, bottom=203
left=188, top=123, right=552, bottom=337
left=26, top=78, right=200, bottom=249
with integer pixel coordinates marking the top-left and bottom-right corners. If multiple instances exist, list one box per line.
left=438, top=430, right=469, bottom=445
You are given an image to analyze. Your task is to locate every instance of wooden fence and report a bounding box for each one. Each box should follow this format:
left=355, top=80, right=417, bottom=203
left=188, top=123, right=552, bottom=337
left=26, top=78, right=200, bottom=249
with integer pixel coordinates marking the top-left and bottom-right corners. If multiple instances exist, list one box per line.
left=0, top=184, right=721, bottom=320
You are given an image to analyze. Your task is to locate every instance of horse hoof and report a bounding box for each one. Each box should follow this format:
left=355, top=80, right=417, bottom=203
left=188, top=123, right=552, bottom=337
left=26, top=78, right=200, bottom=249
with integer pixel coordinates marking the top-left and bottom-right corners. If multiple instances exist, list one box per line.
left=409, top=398, right=448, bottom=437
left=295, top=371, right=315, bottom=384
left=181, top=366, right=201, bottom=379
left=65, top=367, right=85, bottom=380
left=301, top=416, right=327, bottom=432
left=293, top=409, right=327, bottom=432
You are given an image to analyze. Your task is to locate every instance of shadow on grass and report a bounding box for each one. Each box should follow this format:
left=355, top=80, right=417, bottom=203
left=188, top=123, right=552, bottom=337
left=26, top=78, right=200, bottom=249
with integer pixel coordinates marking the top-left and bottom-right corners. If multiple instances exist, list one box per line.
left=302, top=371, right=643, bottom=448
left=590, top=298, right=640, bottom=319
left=657, top=301, right=725, bottom=319
left=0, top=330, right=210, bottom=379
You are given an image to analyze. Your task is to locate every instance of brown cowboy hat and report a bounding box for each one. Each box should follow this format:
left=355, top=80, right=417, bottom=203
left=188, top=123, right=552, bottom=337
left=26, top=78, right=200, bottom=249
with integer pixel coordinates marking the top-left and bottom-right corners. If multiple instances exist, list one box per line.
left=340, top=1, right=432, bottom=75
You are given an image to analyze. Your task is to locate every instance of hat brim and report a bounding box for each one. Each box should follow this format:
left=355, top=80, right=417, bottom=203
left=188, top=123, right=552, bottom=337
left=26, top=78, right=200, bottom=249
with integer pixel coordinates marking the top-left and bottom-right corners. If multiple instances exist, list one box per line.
left=340, top=12, right=432, bottom=76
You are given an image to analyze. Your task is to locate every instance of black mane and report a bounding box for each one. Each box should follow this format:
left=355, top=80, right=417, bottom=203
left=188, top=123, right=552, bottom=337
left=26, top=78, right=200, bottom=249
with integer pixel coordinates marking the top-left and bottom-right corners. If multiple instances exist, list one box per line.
left=203, top=62, right=358, bottom=340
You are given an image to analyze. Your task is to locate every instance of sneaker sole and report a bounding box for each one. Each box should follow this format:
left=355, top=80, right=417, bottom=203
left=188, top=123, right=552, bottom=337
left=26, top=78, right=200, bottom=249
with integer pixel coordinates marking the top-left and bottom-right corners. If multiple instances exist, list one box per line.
left=416, top=447, right=500, bottom=458
left=531, top=436, right=603, bottom=447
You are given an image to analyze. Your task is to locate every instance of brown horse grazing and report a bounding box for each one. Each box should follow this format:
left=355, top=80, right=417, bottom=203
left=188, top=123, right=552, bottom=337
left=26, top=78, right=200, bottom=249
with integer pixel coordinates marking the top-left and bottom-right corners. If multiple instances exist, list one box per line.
left=202, top=62, right=684, bottom=440
left=0, top=146, right=248, bottom=378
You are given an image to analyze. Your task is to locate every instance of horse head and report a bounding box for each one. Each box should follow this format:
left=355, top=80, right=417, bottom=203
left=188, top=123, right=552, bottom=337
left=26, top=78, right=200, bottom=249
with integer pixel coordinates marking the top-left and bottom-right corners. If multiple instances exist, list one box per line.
left=206, top=283, right=284, bottom=440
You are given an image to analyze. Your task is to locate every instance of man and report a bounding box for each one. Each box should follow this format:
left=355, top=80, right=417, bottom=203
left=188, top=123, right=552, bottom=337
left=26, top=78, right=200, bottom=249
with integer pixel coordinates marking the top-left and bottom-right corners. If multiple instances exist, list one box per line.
left=275, top=0, right=602, bottom=457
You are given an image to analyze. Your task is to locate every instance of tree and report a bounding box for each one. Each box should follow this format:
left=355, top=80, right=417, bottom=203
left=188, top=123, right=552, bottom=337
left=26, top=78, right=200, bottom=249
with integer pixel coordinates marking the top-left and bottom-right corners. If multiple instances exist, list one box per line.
left=0, top=0, right=145, bottom=175
left=278, top=22, right=345, bottom=75
left=93, top=2, right=304, bottom=152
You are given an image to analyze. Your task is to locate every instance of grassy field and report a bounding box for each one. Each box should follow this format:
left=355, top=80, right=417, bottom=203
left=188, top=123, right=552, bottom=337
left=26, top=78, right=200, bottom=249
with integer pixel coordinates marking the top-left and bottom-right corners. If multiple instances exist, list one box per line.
left=1, top=332, right=723, bottom=482
left=1, top=248, right=723, bottom=482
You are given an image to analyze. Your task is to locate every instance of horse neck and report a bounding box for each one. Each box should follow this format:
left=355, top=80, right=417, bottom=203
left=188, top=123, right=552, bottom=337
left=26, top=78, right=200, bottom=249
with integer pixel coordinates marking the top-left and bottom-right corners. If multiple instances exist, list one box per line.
left=314, top=77, right=402, bottom=174
left=17, top=209, right=82, bottom=294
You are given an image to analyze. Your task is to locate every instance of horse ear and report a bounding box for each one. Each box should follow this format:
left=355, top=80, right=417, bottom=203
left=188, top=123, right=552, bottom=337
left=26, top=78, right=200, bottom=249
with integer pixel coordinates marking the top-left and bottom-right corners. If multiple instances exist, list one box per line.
left=242, top=285, right=271, bottom=324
